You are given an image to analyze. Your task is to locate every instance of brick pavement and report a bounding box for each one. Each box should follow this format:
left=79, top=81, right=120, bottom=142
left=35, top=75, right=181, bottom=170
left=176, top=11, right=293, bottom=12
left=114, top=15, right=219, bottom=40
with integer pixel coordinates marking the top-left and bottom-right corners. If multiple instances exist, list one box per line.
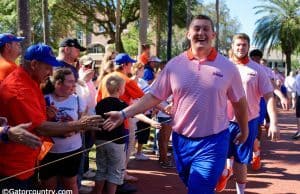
left=127, top=109, right=300, bottom=194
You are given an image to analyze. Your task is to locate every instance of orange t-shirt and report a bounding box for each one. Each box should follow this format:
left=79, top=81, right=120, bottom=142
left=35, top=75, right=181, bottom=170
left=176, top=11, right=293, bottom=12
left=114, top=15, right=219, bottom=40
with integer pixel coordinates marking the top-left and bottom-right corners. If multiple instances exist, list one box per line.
left=0, top=57, right=18, bottom=83
left=139, top=52, right=149, bottom=65
left=96, top=71, right=144, bottom=104
left=0, top=67, right=47, bottom=180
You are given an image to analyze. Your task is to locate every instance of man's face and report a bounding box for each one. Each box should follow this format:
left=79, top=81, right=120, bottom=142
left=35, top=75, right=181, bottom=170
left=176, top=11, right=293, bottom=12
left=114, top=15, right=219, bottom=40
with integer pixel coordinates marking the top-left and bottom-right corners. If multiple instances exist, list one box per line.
left=232, top=38, right=249, bottom=59
left=66, top=46, right=80, bottom=61
left=31, top=61, right=53, bottom=84
left=6, top=42, right=22, bottom=60
left=149, top=61, right=156, bottom=68
left=251, top=56, right=261, bottom=64
left=124, top=62, right=132, bottom=74
left=187, top=19, right=216, bottom=51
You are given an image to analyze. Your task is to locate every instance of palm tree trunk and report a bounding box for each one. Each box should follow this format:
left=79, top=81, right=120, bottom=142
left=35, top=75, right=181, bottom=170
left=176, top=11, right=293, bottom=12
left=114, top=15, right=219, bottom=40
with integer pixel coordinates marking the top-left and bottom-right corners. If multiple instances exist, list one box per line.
left=42, top=0, right=50, bottom=44
left=115, top=0, right=121, bottom=52
left=139, top=0, right=149, bottom=55
left=285, top=52, right=291, bottom=76
left=17, top=0, right=31, bottom=61
left=186, top=0, right=191, bottom=28
left=215, top=0, right=219, bottom=50
left=155, top=13, right=161, bottom=57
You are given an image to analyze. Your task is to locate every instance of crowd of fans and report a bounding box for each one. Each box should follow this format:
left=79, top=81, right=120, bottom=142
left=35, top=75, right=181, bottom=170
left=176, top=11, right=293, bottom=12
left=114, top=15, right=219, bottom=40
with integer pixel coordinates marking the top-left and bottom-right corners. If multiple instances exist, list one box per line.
left=0, top=14, right=299, bottom=194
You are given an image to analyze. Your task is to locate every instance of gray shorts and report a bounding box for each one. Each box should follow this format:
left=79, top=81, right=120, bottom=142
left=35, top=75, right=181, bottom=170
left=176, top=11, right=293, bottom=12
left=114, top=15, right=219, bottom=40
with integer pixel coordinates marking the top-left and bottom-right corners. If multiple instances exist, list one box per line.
left=95, top=140, right=126, bottom=185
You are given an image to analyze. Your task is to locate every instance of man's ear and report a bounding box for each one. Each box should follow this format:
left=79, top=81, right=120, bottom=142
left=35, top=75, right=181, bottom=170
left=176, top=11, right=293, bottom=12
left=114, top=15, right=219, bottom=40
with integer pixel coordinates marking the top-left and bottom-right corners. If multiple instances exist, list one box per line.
left=186, top=31, right=191, bottom=40
left=30, top=60, right=39, bottom=70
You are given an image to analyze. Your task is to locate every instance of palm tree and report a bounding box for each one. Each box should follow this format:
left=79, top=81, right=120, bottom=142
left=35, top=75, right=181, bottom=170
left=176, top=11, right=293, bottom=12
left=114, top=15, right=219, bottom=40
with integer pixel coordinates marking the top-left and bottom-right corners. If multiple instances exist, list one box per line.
left=139, top=0, right=149, bottom=55
left=215, top=0, right=219, bottom=50
left=115, top=0, right=121, bottom=52
left=17, top=0, right=31, bottom=61
left=253, top=0, right=300, bottom=75
left=42, top=0, right=50, bottom=44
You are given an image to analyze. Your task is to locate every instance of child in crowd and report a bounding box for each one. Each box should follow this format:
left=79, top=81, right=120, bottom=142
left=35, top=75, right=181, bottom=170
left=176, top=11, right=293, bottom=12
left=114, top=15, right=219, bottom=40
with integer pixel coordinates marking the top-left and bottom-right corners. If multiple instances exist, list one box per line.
left=94, top=75, right=127, bottom=194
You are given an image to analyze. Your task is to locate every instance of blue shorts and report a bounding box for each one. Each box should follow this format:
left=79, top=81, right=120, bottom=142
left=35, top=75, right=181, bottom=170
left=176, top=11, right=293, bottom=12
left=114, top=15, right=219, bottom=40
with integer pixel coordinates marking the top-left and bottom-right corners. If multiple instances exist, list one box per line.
left=258, top=97, right=267, bottom=125
left=228, top=117, right=259, bottom=164
left=172, top=129, right=230, bottom=194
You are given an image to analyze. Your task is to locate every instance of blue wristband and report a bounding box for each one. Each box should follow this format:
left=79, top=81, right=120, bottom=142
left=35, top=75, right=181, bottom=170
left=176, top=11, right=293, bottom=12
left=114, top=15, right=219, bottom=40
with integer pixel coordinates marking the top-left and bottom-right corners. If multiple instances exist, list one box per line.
left=120, top=110, right=127, bottom=120
left=1, top=126, right=10, bottom=143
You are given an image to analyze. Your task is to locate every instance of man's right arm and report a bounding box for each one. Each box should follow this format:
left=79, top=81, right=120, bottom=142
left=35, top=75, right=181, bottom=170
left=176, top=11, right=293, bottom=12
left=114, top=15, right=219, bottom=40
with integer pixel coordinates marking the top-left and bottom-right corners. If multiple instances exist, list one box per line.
left=103, top=93, right=162, bottom=131
left=231, top=96, right=249, bottom=144
left=35, top=115, right=104, bottom=136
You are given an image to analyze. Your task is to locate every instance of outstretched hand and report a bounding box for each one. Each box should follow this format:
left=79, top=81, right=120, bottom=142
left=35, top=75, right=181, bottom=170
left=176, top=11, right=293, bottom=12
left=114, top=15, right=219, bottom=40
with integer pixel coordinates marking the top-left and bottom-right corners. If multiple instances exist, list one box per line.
left=150, top=120, right=162, bottom=129
left=280, top=97, right=288, bottom=110
left=79, top=115, right=105, bottom=131
left=233, top=130, right=248, bottom=145
left=8, top=123, right=42, bottom=149
left=268, top=123, right=280, bottom=141
left=103, top=111, right=124, bottom=131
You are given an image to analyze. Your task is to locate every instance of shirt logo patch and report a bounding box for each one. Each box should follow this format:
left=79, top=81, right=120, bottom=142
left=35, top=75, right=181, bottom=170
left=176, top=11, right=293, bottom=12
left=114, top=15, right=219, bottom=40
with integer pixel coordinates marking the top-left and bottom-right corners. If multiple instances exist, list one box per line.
left=248, top=73, right=257, bottom=77
left=212, top=71, right=223, bottom=77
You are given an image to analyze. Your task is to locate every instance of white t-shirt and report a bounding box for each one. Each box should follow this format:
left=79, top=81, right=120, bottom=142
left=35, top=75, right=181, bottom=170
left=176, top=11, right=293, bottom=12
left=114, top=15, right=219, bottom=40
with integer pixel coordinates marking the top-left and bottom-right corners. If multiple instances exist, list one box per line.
left=157, top=95, right=173, bottom=118
left=45, top=94, right=85, bottom=153
left=134, top=78, right=151, bottom=115
left=284, top=75, right=296, bottom=92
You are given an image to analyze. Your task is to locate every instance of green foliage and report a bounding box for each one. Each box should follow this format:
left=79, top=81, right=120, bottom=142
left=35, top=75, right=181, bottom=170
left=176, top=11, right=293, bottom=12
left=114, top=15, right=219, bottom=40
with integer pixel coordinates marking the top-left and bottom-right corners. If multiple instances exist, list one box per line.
left=0, top=0, right=17, bottom=33
left=253, top=0, right=300, bottom=74
left=122, top=23, right=139, bottom=56
left=122, top=22, right=154, bottom=56
left=292, top=58, right=300, bottom=71
left=0, top=0, right=78, bottom=49
left=194, top=1, right=240, bottom=53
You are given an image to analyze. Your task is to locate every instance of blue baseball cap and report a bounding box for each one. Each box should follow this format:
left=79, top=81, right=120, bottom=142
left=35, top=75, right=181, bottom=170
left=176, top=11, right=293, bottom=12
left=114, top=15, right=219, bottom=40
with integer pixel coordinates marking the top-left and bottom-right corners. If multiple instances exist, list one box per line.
left=114, top=53, right=137, bottom=65
left=24, top=43, right=62, bottom=67
left=0, top=33, right=24, bottom=47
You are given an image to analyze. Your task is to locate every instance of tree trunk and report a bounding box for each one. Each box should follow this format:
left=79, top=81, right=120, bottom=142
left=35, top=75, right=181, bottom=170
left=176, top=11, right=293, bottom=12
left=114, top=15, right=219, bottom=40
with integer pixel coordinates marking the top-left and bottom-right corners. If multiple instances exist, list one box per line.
left=186, top=0, right=191, bottom=28
left=154, top=13, right=161, bottom=57
left=139, top=0, right=149, bottom=55
left=42, top=0, right=50, bottom=44
left=215, top=0, right=219, bottom=50
left=17, top=0, right=31, bottom=61
left=166, top=0, right=173, bottom=61
left=115, top=0, right=121, bottom=52
left=285, top=51, right=291, bottom=76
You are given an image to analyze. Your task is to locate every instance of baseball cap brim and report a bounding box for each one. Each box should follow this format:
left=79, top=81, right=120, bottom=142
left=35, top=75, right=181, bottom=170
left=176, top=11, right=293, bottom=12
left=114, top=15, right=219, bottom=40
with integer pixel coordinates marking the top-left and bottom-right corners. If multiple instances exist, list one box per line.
left=128, top=58, right=137, bottom=63
left=14, top=37, right=25, bottom=42
left=77, top=46, right=86, bottom=52
left=40, top=57, right=62, bottom=67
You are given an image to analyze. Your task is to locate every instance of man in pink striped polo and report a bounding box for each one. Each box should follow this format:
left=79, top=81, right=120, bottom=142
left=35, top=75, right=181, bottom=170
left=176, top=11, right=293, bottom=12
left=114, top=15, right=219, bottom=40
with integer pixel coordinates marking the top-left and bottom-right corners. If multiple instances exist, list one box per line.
left=216, top=33, right=279, bottom=194
left=104, top=15, right=249, bottom=194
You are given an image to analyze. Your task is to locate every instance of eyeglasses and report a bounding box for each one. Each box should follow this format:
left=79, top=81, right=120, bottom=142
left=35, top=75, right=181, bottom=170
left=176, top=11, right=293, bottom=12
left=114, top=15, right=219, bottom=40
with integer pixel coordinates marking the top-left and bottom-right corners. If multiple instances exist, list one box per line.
left=83, top=64, right=93, bottom=69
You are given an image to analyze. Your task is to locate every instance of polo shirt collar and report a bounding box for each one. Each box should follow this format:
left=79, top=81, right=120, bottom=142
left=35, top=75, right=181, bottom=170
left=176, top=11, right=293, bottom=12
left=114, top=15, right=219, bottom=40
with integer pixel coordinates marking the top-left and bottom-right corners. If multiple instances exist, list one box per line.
left=231, top=56, right=250, bottom=65
left=186, top=48, right=217, bottom=61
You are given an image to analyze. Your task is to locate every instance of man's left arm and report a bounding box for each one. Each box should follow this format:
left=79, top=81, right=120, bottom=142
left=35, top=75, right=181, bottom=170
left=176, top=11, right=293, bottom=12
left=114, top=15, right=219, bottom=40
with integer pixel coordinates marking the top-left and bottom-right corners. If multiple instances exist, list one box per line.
left=264, top=92, right=280, bottom=141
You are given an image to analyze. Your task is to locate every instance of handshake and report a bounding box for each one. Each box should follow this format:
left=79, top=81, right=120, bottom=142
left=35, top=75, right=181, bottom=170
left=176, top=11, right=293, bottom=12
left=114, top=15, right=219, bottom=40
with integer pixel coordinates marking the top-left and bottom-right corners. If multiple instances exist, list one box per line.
left=77, top=113, right=121, bottom=132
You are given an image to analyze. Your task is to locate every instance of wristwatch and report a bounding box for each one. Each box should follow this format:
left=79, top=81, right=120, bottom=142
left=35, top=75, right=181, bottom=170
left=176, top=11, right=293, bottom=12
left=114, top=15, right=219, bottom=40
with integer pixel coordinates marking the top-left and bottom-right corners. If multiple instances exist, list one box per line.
left=0, top=126, right=10, bottom=143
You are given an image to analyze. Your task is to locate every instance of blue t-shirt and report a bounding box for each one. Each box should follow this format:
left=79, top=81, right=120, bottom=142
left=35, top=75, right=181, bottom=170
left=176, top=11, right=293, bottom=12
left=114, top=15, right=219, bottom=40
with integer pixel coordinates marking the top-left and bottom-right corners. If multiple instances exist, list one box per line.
left=143, top=65, right=154, bottom=81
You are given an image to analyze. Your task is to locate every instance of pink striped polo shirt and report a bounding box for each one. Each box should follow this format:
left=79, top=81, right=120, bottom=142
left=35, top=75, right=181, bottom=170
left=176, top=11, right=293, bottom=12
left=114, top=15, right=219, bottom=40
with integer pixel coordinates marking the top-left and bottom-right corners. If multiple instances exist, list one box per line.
left=150, top=49, right=245, bottom=138
left=228, top=58, right=274, bottom=121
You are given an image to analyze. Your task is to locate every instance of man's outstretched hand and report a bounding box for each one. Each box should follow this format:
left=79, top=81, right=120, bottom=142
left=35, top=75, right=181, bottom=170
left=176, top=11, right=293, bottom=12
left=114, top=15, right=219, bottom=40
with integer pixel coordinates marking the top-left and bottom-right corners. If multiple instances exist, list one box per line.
left=103, top=111, right=124, bottom=131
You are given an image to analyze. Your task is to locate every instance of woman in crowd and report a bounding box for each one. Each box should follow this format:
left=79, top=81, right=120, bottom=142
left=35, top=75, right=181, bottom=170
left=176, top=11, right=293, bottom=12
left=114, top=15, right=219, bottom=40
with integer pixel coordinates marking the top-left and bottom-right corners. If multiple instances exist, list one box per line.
left=40, top=68, right=86, bottom=194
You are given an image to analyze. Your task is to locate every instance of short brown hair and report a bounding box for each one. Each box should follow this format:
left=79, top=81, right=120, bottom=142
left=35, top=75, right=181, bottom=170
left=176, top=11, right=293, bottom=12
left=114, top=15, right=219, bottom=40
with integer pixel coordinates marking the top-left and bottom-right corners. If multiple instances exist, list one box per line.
left=232, top=33, right=250, bottom=45
left=105, top=75, right=125, bottom=95
left=131, top=62, right=144, bottom=75
left=189, top=15, right=215, bottom=31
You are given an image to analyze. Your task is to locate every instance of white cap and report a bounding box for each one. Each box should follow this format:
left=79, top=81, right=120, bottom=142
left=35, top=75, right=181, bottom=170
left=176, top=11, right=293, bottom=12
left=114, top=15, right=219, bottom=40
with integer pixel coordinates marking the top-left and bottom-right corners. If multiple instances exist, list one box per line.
left=79, top=55, right=93, bottom=66
left=149, top=56, right=161, bottom=62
